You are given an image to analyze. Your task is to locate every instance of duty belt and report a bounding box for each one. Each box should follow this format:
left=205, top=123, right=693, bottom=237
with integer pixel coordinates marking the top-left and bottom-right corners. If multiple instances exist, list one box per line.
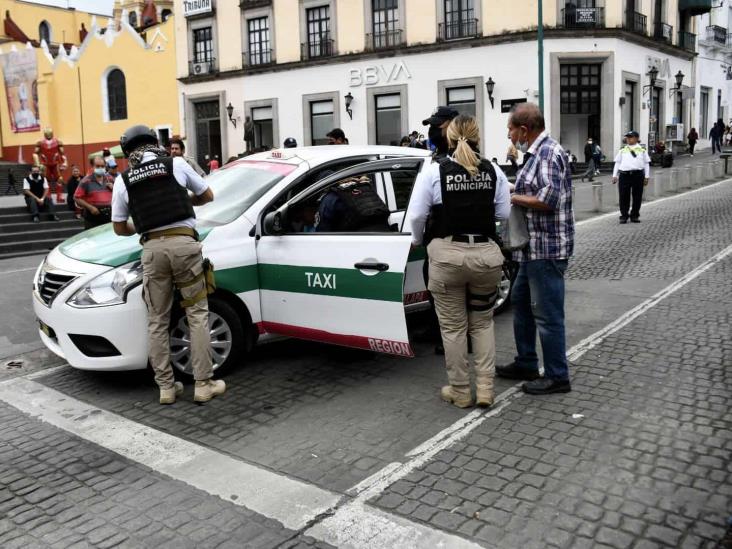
left=140, top=227, right=199, bottom=243
left=451, top=234, right=490, bottom=244
left=619, top=170, right=644, bottom=175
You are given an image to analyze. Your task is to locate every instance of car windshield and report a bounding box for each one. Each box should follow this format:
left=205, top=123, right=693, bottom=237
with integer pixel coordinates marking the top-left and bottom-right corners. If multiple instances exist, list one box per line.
left=195, top=161, right=297, bottom=226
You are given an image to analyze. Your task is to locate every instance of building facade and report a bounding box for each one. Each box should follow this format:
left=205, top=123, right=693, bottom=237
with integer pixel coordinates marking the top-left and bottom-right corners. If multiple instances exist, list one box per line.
left=0, top=0, right=179, bottom=171
left=175, top=0, right=711, bottom=165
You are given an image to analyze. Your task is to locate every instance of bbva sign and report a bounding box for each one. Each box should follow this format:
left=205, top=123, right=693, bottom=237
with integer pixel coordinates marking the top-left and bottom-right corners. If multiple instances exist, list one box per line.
left=348, top=61, right=412, bottom=87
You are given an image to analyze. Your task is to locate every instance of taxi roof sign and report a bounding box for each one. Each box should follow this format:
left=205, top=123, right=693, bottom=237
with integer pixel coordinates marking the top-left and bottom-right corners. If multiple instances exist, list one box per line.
left=268, top=150, right=297, bottom=160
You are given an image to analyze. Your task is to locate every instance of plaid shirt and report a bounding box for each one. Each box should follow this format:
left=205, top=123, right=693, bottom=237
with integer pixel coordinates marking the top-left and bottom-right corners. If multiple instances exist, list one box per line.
left=514, top=131, right=575, bottom=261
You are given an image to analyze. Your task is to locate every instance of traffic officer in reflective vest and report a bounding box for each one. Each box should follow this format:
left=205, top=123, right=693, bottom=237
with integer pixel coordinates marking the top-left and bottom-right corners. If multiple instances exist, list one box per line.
left=407, top=115, right=511, bottom=408
left=612, top=130, right=651, bottom=223
left=111, top=125, right=226, bottom=405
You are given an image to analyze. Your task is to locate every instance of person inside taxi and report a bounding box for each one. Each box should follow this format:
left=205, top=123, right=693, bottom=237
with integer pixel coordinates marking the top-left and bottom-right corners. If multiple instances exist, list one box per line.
left=315, top=175, right=390, bottom=232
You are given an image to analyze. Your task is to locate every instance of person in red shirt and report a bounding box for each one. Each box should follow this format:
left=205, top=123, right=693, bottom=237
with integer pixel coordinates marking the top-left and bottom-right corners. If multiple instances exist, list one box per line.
left=74, top=155, right=114, bottom=229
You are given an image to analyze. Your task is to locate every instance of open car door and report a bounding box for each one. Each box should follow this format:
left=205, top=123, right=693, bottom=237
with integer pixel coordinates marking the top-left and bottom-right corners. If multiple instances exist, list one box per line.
left=255, top=157, right=426, bottom=357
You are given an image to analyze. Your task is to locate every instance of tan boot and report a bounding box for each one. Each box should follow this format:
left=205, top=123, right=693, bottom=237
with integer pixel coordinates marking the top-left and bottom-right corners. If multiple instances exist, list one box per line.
left=440, top=385, right=473, bottom=408
left=194, top=379, right=226, bottom=403
left=160, top=381, right=184, bottom=405
left=476, top=385, right=495, bottom=407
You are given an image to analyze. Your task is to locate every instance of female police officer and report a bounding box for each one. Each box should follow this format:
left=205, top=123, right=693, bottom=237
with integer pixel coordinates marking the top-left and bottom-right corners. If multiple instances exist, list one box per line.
left=407, top=115, right=511, bottom=408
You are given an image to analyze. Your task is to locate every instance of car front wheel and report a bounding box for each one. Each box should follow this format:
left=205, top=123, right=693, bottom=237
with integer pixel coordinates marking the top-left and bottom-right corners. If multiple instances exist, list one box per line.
left=494, top=263, right=515, bottom=314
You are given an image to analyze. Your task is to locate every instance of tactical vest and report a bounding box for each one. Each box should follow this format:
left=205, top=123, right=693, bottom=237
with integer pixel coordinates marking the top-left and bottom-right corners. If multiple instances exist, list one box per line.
left=25, top=176, right=45, bottom=198
left=332, top=181, right=390, bottom=232
left=121, top=156, right=194, bottom=234
left=431, top=158, right=497, bottom=240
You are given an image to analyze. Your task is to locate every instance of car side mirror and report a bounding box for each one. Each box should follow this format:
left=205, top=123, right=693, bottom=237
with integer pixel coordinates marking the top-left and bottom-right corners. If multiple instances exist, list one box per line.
left=263, top=209, right=286, bottom=236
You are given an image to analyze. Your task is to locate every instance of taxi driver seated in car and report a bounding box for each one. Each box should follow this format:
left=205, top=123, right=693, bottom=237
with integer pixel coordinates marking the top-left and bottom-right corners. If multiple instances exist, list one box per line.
left=315, top=175, right=390, bottom=232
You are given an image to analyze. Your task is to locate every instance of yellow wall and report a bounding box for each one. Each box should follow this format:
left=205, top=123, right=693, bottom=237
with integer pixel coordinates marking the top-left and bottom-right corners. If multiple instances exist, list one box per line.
left=337, top=0, right=366, bottom=53
left=274, top=0, right=300, bottom=63
left=1, top=0, right=110, bottom=45
left=406, top=0, right=436, bottom=45
left=483, top=0, right=557, bottom=35
left=217, top=0, right=243, bottom=72
left=0, top=15, right=179, bottom=163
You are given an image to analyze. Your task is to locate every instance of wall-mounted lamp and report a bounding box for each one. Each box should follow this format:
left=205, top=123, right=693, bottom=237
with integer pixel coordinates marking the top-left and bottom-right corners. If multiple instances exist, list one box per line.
left=485, top=77, right=495, bottom=109
left=642, top=66, right=658, bottom=96
left=344, top=92, right=354, bottom=120
left=668, top=70, right=685, bottom=98
left=226, top=102, right=237, bottom=128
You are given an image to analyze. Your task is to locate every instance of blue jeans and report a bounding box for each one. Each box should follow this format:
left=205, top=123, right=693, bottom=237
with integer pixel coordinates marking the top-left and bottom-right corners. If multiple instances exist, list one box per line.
left=511, top=259, right=570, bottom=381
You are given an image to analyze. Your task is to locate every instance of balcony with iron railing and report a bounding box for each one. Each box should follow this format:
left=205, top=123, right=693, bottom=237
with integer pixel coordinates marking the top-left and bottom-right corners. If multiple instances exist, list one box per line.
left=301, top=38, right=335, bottom=61
left=705, top=25, right=728, bottom=45
left=678, top=30, right=696, bottom=52
left=654, top=22, right=673, bottom=44
left=438, top=19, right=480, bottom=41
left=188, top=57, right=217, bottom=77
left=561, top=6, right=605, bottom=28
left=365, top=29, right=404, bottom=50
left=239, top=0, right=271, bottom=8
left=242, top=49, right=273, bottom=67
left=623, top=11, right=647, bottom=35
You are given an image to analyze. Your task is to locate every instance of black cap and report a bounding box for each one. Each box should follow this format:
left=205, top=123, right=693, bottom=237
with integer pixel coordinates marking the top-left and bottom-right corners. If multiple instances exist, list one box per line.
left=283, top=137, right=297, bottom=148
left=120, top=125, right=158, bottom=157
left=422, top=106, right=459, bottom=126
left=624, top=130, right=640, bottom=138
left=326, top=128, right=346, bottom=141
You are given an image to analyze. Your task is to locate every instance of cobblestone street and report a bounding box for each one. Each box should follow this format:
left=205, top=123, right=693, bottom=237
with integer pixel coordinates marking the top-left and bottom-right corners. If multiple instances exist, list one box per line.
left=0, top=179, right=730, bottom=548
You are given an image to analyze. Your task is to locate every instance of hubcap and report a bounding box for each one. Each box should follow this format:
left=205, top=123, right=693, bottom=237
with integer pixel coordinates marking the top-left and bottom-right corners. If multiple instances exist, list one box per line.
left=169, top=312, right=232, bottom=375
left=495, top=269, right=511, bottom=310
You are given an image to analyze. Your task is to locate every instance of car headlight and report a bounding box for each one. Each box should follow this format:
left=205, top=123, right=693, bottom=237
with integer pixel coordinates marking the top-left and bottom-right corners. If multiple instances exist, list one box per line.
left=67, top=261, right=143, bottom=308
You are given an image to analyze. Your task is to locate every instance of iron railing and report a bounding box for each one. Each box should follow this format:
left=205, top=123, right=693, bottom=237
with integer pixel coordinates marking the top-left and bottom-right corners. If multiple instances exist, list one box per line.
left=243, top=49, right=273, bottom=67
left=188, top=57, right=217, bottom=76
left=623, top=11, right=647, bottom=35
left=561, top=6, right=605, bottom=28
left=678, top=30, right=696, bottom=52
left=301, top=38, right=335, bottom=60
left=654, top=22, right=673, bottom=44
left=365, top=29, right=404, bottom=50
left=438, top=19, right=479, bottom=40
left=706, top=25, right=728, bottom=44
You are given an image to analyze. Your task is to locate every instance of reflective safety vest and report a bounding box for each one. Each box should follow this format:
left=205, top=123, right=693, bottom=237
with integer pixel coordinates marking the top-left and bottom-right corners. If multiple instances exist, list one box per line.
left=430, top=158, right=498, bottom=240
left=121, top=156, right=194, bottom=234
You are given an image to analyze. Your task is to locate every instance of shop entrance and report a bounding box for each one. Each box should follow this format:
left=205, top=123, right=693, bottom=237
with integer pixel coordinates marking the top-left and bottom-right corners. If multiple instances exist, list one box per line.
left=194, top=100, right=222, bottom=169
left=560, top=63, right=602, bottom=158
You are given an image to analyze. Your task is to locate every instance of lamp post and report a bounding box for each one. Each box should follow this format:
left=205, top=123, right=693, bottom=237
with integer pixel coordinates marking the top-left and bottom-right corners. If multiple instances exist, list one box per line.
left=344, top=92, right=354, bottom=120
left=226, top=102, right=236, bottom=129
left=643, top=66, right=659, bottom=146
left=485, top=77, right=495, bottom=109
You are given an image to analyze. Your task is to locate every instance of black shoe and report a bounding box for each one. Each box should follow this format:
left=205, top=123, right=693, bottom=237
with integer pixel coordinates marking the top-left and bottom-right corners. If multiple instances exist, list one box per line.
left=496, top=362, right=541, bottom=381
left=522, top=378, right=571, bottom=395
left=619, top=217, right=628, bottom=224
left=434, top=343, right=445, bottom=355
left=630, top=218, right=640, bottom=223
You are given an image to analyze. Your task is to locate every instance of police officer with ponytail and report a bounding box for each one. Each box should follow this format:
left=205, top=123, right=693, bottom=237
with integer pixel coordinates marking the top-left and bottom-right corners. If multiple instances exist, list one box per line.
left=407, top=115, right=511, bottom=408
left=111, top=125, right=227, bottom=405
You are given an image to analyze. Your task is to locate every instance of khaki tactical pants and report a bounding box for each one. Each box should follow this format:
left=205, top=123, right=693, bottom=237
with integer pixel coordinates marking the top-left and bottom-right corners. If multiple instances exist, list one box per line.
left=141, top=235, right=213, bottom=388
left=427, top=237, right=504, bottom=387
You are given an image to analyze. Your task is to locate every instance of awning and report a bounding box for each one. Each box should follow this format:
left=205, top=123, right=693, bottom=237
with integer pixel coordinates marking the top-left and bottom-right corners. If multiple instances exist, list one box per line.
left=678, top=0, right=712, bottom=15
left=88, top=144, right=125, bottom=159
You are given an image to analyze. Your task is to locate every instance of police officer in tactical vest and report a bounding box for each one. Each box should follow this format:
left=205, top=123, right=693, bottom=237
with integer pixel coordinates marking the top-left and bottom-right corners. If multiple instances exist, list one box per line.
left=111, top=125, right=226, bottom=405
left=612, top=130, right=651, bottom=223
left=408, top=115, right=511, bottom=408
left=315, top=175, right=390, bottom=232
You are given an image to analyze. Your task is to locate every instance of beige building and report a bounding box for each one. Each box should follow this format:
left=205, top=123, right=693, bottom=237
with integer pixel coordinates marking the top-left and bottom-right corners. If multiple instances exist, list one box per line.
left=174, top=0, right=711, bottom=164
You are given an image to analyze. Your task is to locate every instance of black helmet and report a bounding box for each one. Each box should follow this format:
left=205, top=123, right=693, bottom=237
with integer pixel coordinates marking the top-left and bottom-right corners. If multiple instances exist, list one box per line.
left=120, top=125, right=158, bottom=157
left=283, top=137, right=297, bottom=148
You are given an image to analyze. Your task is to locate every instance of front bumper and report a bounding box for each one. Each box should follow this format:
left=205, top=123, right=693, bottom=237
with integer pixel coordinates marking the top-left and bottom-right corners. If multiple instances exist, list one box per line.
left=32, top=249, right=149, bottom=371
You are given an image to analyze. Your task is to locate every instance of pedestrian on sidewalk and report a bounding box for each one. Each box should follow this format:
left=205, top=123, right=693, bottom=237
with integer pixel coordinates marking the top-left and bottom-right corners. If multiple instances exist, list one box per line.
left=506, top=142, right=519, bottom=175
left=75, top=155, right=114, bottom=229
left=5, top=170, right=19, bottom=195
left=580, top=137, right=596, bottom=182
left=497, top=102, right=575, bottom=395
left=687, top=128, right=698, bottom=156
left=408, top=115, right=510, bottom=408
left=112, top=125, right=225, bottom=405
left=613, top=130, right=650, bottom=224
left=65, top=165, right=82, bottom=216
left=710, top=120, right=723, bottom=154
left=22, top=165, right=60, bottom=223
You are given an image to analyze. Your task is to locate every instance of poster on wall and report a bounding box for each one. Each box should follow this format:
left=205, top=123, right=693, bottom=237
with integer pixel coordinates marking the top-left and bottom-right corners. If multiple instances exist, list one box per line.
left=2, top=48, right=40, bottom=133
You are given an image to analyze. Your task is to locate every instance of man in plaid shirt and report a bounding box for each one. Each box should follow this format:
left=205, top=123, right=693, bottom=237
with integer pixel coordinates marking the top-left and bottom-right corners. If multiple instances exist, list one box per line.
left=498, top=103, right=575, bottom=395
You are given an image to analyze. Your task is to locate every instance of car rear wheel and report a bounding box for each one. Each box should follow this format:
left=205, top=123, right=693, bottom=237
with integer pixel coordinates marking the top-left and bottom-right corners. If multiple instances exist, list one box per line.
left=494, top=263, right=515, bottom=315
left=169, top=296, right=245, bottom=377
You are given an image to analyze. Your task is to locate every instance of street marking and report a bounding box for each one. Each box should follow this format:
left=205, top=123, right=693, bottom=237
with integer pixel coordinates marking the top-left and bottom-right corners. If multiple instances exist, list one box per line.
left=0, top=377, right=341, bottom=531
left=342, top=242, right=732, bottom=513
left=575, top=176, right=731, bottom=227
left=0, top=267, right=37, bottom=275
left=24, top=364, right=68, bottom=380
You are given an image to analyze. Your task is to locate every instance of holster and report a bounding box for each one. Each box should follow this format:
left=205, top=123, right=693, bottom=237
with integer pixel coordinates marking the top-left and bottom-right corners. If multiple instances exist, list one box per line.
left=177, top=258, right=216, bottom=308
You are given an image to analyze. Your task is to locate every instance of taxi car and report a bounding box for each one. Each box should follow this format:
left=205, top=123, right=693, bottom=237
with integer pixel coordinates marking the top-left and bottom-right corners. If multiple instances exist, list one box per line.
left=33, top=146, right=514, bottom=375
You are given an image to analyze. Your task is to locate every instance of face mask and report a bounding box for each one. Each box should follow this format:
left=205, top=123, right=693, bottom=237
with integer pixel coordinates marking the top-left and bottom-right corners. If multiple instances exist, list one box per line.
left=516, top=129, right=530, bottom=154
left=428, top=125, right=447, bottom=153
left=94, top=168, right=106, bottom=176
left=32, top=173, right=40, bottom=179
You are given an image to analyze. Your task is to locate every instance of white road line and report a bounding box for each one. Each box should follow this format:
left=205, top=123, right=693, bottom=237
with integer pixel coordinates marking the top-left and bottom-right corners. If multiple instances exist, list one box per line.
left=0, top=377, right=341, bottom=531
left=575, top=176, right=731, bottom=227
left=339, top=242, right=732, bottom=518
left=0, top=267, right=37, bottom=276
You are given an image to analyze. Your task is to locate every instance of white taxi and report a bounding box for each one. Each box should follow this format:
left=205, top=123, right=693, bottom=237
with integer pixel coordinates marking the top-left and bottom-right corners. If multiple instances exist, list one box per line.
left=33, top=146, right=513, bottom=375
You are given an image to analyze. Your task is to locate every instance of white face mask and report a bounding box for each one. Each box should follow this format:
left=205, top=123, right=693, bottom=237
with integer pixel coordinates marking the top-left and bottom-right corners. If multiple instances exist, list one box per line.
left=517, top=140, right=529, bottom=154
